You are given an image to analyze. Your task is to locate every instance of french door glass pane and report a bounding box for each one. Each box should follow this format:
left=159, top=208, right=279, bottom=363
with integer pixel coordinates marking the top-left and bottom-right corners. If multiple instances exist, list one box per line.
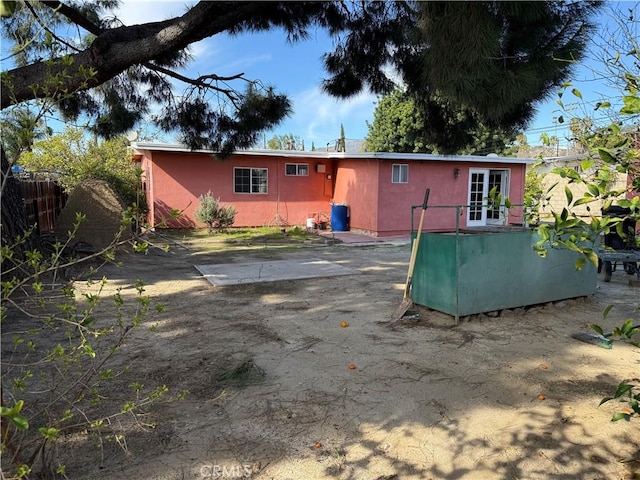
left=487, top=171, right=502, bottom=219
left=469, top=172, right=484, bottom=221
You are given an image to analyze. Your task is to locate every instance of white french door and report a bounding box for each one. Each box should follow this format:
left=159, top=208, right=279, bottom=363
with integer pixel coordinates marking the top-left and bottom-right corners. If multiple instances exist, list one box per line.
left=467, top=169, right=489, bottom=226
left=467, top=169, right=510, bottom=227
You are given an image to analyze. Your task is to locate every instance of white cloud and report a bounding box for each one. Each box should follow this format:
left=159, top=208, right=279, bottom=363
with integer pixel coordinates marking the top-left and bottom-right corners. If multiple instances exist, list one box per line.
left=187, top=39, right=222, bottom=68
left=279, top=86, right=378, bottom=143
left=113, top=1, right=188, bottom=26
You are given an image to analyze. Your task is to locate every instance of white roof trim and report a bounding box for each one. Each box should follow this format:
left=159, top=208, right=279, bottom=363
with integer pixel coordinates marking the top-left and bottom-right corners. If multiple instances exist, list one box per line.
left=131, top=141, right=537, bottom=164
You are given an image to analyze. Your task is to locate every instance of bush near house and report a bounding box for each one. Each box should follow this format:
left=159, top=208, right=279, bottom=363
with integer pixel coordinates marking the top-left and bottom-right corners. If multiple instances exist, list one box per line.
left=195, top=192, right=237, bottom=233
left=19, top=128, right=145, bottom=211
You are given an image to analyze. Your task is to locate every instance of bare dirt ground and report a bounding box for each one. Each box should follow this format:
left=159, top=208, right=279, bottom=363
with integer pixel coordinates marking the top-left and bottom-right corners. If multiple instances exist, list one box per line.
left=59, top=233, right=639, bottom=479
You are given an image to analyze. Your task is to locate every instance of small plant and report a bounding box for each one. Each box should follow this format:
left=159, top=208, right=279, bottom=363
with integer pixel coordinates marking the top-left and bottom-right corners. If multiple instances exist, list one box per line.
left=593, top=308, right=640, bottom=422
left=287, top=226, right=307, bottom=238
left=599, top=379, right=640, bottom=422
left=523, top=161, right=546, bottom=225
left=195, top=191, right=236, bottom=233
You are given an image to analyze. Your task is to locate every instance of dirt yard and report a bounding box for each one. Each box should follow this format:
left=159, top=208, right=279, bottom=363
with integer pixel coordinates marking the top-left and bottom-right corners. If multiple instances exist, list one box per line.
left=57, top=232, right=639, bottom=479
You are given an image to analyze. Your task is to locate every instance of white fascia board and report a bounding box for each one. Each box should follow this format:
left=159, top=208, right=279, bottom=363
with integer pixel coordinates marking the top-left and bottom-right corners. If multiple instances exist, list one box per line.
left=131, top=142, right=211, bottom=154
left=329, top=151, right=537, bottom=164
left=131, top=142, right=334, bottom=159
left=131, top=142, right=536, bottom=164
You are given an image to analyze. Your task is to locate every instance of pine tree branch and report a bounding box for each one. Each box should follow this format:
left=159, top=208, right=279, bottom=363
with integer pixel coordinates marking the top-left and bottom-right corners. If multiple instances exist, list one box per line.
left=143, top=62, right=245, bottom=92
left=25, top=1, right=84, bottom=54
left=38, top=0, right=104, bottom=35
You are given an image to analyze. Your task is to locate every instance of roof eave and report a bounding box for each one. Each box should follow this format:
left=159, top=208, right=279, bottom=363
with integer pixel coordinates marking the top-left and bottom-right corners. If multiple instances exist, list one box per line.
left=131, top=142, right=537, bottom=164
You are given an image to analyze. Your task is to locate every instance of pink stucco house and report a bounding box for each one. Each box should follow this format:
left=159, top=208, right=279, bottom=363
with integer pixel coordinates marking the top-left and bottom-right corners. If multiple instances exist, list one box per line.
left=131, top=142, right=535, bottom=236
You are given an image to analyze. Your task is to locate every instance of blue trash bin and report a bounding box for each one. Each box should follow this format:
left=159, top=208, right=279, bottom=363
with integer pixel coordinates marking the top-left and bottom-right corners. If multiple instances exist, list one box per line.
left=331, top=204, right=349, bottom=231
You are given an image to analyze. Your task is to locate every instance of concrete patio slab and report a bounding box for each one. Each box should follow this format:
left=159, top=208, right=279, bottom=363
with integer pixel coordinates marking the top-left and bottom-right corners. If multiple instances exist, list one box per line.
left=195, top=258, right=359, bottom=286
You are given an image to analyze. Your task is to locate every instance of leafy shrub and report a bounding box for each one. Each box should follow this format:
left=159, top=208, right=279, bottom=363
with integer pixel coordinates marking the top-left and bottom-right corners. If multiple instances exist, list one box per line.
left=19, top=128, right=145, bottom=211
left=195, top=191, right=237, bottom=233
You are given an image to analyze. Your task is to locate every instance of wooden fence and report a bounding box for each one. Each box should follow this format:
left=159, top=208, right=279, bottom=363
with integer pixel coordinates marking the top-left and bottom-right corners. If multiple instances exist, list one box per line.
left=19, top=180, right=68, bottom=233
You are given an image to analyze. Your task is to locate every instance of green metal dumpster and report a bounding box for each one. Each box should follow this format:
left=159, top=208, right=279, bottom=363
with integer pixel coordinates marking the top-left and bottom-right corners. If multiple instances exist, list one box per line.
left=410, top=227, right=597, bottom=323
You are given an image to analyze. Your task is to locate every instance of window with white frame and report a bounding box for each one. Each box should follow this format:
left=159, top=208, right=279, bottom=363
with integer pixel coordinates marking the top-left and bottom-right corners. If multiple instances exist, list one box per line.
left=392, top=164, right=408, bottom=183
left=285, top=163, right=309, bottom=176
left=234, top=167, right=268, bottom=194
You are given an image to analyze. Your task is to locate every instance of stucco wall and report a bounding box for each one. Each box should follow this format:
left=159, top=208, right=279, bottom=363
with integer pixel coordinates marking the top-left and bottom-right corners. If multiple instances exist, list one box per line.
left=142, top=150, right=333, bottom=228
left=332, top=159, right=380, bottom=233
left=138, top=145, right=531, bottom=236
left=339, top=160, right=528, bottom=236
left=376, top=160, right=473, bottom=234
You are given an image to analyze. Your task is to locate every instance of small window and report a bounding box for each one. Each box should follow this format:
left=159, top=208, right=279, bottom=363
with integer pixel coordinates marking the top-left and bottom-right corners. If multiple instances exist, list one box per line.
left=285, top=163, right=309, bottom=176
left=392, top=164, right=408, bottom=183
left=234, top=167, right=268, bottom=194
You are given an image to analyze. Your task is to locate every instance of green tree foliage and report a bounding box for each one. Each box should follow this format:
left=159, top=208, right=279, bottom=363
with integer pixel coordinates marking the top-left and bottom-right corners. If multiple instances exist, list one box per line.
left=0, top=106, right=51, bottom=161
left=19, top=127, right=143, bottom=208
left=267, top=133, right=303, bottom=150
left=523, top=163, right=546, bottom=225
left=414, top=1, right=602, bottom=129
left=570, top=119, right=639, bottom=161
left=365, top=88, right=519, bottom=154
left=365, top=89, right=427, bottom=153
left=195, top=192, right=237, bottom=233
left=532, top=5, right=639, bottom=267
